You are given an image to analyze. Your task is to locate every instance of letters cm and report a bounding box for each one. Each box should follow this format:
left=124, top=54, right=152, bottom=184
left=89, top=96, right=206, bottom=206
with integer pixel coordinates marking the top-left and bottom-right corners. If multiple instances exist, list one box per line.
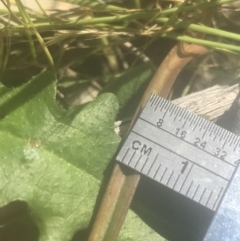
left=132, top=140, right=152, bottom=156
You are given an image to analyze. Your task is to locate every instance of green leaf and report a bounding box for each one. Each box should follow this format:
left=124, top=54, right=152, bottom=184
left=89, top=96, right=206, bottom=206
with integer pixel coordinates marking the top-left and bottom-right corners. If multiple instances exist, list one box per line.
left=0, top=71, right=164, bottom=241
left=119, top=211, right=163, bottom=241
left=101, top=63, right=155, bottom=108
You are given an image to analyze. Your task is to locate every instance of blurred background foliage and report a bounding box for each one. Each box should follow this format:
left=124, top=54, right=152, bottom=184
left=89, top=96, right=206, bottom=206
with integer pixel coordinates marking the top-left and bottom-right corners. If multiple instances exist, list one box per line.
left=0, top=0, right=240, bottom=114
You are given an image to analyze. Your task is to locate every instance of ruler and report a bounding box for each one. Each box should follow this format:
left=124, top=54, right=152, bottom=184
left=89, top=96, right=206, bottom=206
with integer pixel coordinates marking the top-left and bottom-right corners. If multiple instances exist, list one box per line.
left=116, top=93, right=240, bottom=240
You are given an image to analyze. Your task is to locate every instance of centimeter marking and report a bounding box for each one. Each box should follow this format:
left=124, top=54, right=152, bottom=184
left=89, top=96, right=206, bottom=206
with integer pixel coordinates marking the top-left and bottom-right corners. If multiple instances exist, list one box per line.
left=116, top=94, right=240, bottom=211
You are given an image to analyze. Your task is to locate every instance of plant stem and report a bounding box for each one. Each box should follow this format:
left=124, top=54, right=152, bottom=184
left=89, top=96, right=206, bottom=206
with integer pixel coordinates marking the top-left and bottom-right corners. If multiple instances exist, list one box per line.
left=162, top=33, right=240, bottom=52
left=88, top=165, right=140, bottom=241
left=156, top=17, right=240, bottom=42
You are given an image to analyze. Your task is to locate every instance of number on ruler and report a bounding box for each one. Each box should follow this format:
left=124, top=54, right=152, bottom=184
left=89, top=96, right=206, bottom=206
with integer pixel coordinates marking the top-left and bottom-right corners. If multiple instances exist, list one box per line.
left=181, top=161, right=189, bottom=174
left=235, top=159, right=240, bottom=165
left=194, top=138, right=207, bottom=149
left=214, top=148, right=227, bottom=160
left=176, top=128, right=187, bottom=139
left=157, top=119, right=164, bottom=128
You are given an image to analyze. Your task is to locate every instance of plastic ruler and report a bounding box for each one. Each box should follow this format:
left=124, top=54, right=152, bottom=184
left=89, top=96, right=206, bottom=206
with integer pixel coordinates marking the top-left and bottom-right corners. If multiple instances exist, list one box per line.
left=116, top=93, right=240, bottom=240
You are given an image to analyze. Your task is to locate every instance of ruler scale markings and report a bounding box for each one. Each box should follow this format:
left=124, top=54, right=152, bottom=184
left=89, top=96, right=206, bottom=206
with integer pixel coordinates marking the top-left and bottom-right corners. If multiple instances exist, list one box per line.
left=154, top=96, right=165, bottom=111
left=166, top=170, right=174, bottom=186
left=150, top=94, right=158, bottom=108
left=212, top=125, right=218, bottom=136
left=222, top=131, right=230, bottom=149
left=158, top=99, right=168, bottom=112
left=150, top=94, right=158, bottom=103
left=122, top=148, right=130, bottom=163
left=164, top=101, right=171, bottom=111
left=178, top=107, right=185, bottom=120
left=210, top=124, right=216, bottom=137
left=147, top=153, right=159, bottom=175
left=218, top=128, right=223, bottom=141
left=193, top=117, right=201, bottom=131
left=192, top=114, right=198, bottom=126
left=224, top=129, right=229, bottom=141
left=181, top=109, right=187, bottom=120
left=192, top=184, right=200, bottom=200
left=136, top=118, right=235, bottom=167
left=185, top=111, right=191, bottom=120
left=182, top=118, right=188, bottom=129
left=219, top=128, right=226, bottom=142
left=153, top=94, right=159, bottom=106
left=179, top=164, right=193, bottom=192
left=199, top=119, right=206, bottom=132
left=219, top=129, right=226, bottom=144
left=131, top=130, right=234, bottom=180
left=229, top=133, right=236, bottom=147
left=154, top=98, right=161, bottom=111
left=174, top=107, right=181, bottom=121
left=160, top=167, right=168, bottom=182
left=185, top=181, right=193, bottom=196
left=140, top=157, right=149, bottom=172
left=199, top=118, right=204, bottom=128
left=131, top=128, right=234, bottom=176
left=233, top=138, right=240, bottom=151
left=160, top=99, right=168, bottom=112
left=173, top=104, right=180, bottom=115
left=149, top=94, right=155, bottom=106
left=127, top=151, right=136, bottom=166
left=182, top=108, right=189, bottom=121
left=202, top=121, right=210, bottom=138
left=150, top=93, right=156, bottom=102
left=170, top=105, right=177, bottom=116
left=205, top=190, right=213, bottom=207
left=162, top=102, right=170, bottom=118
left=203, top=119, right=209, bottom=131
left=199, top=187, right=207, bottom=203
left=168, top=103, right=174, bottom=115
left=228, top=133, right=234, bottom=149
left=208, top=123, right=214, bottom=136
left=213, top=127, right=221, bottom=141
left=232, top=135, right=239, bottom=146
left=153, top=164, right=161, bottom=179
left=199, top=118, right=204, bottom=131
left=213, top=187, right=223, bottom=210
left=189, top=113, right=196, bottom=127
left=173, top=174, right=181, bottom=189
left=178, top=108, right=185, bottom=121
left=134, top=154, right=142, bottom=169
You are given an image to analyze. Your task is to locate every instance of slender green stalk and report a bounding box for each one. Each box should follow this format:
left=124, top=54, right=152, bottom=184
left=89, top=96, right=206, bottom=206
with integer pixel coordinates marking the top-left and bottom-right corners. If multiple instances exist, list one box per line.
left=156, top=17, right=240, bottom=42
left=160, top=0, right=189, bottom=32
left=63, top=0, right=238, bottom=14
left=134, top=0, right=141, bottom=9
left=16, top=0, right=54, bottom=68
left=101, top=37, right=119, bottom=72
left=160, top=0, right=239, bottom=16
left=2, top=28, right=11, bottom=75
left=15, top=0, right=37, bottom=61
left=61, top=0, right=124, bottom=10
left=1, top=0, right=239, bottom=68
left=33, top=0, right=55, bottom=69
left=162, top=33, right=240, bottom=52
left=0, top=33, right=4, bottom=72
left=34, top=0, right=49, bottom=21
left=34, top=30, right=54, bottom=68
left=3, top=24, right=240, bottom=53
left=0, top=0, right=11, bottom=79
left=69, top=11, right=150, bottom=25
